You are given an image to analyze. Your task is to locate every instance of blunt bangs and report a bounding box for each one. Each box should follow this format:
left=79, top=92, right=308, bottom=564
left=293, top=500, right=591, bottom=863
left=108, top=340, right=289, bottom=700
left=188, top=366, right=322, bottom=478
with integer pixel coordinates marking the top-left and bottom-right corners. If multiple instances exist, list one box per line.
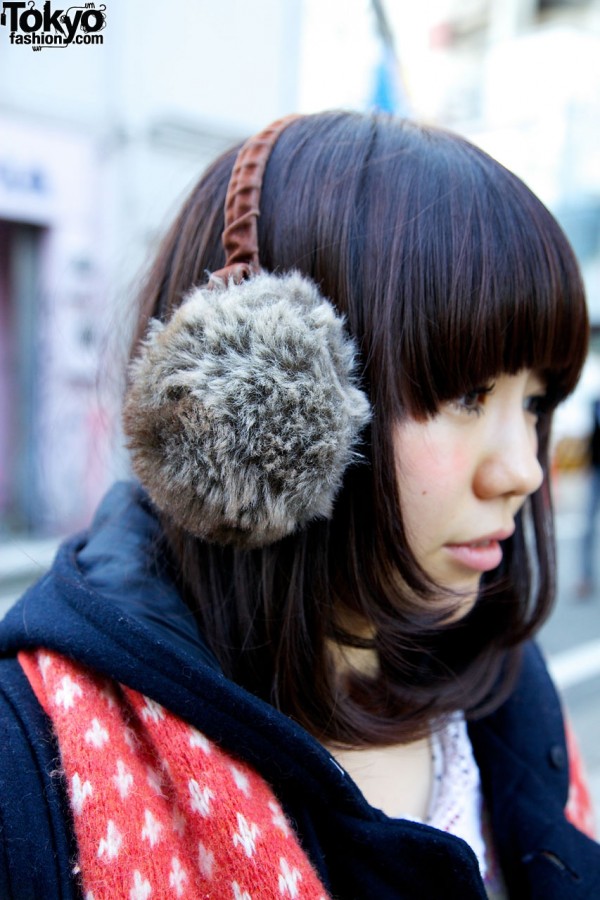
left=357, top=123, right=589, bottom=418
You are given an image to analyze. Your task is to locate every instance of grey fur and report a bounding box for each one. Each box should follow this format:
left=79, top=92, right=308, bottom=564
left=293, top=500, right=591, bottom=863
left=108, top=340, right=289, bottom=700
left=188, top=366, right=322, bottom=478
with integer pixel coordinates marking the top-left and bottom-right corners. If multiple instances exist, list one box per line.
left=123, top=271, right=371, bottom=546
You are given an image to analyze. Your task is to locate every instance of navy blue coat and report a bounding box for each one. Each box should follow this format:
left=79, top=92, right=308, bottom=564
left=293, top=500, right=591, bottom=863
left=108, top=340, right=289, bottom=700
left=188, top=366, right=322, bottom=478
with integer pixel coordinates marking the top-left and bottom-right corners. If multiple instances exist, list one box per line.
left=0, top=482, right=598, bottom=898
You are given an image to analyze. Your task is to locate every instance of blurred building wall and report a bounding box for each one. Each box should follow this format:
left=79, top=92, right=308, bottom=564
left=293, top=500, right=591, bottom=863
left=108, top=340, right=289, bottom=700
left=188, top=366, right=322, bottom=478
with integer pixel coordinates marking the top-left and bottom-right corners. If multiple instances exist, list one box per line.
left=0, top=0, right=302, bottom=536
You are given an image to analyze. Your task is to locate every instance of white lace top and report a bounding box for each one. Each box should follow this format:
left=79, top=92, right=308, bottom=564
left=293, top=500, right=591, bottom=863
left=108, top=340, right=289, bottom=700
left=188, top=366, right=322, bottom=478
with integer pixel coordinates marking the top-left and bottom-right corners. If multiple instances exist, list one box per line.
left=416, top=712, right=509, bottom=899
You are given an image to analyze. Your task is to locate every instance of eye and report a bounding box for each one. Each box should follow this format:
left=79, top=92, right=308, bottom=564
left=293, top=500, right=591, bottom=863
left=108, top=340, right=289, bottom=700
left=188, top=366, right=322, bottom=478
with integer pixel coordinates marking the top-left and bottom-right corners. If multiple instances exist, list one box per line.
left=524, top=393, right=549, bottom=420
left=453, top=384, right=495, bottom=417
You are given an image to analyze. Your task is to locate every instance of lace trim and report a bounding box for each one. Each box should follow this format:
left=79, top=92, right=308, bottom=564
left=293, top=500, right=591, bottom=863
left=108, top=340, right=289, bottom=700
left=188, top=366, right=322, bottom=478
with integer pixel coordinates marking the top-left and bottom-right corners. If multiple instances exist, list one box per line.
left=421, top=713, right=508, bottom=898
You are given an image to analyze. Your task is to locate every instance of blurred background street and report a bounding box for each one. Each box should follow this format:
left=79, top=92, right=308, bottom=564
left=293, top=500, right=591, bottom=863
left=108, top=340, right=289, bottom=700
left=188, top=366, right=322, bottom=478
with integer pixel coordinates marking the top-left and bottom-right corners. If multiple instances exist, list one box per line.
left=1, top=0, right=599, bottom=832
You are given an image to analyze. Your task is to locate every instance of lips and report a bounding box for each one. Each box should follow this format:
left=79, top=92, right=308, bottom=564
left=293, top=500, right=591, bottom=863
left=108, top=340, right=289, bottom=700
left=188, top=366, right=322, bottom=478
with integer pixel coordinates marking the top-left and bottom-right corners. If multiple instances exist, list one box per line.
left=445, top=529, right=513, bottom=573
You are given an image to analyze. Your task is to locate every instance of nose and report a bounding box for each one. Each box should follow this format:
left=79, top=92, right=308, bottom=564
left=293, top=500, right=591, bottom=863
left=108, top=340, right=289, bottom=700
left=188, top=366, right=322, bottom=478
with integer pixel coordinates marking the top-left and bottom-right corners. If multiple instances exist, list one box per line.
left=473, top=418, right=544, bottom=501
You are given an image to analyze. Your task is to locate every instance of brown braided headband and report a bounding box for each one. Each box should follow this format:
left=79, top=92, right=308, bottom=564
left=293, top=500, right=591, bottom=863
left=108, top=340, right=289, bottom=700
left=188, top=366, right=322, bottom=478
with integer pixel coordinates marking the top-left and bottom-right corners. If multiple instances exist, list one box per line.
left=209, top=114, right=300, bottom=285
left=123, top=115, right=371, bottom=547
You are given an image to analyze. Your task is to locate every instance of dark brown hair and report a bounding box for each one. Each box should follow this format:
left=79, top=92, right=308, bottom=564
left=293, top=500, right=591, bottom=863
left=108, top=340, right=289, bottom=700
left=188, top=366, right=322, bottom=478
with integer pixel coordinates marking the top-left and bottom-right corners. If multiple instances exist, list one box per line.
left=130, top=112, right=588, bottom=745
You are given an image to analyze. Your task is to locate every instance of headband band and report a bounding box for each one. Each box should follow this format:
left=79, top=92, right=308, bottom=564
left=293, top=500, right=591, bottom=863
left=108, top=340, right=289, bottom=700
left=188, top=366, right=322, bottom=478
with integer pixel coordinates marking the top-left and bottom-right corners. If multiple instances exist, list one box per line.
left=210, top=114, right=300, bottom=285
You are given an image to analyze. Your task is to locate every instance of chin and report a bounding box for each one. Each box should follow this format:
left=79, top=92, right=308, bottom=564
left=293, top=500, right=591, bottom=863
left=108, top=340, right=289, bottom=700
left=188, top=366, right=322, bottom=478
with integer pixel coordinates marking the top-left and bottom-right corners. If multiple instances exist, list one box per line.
left=440, top=585, right=480, bottom=624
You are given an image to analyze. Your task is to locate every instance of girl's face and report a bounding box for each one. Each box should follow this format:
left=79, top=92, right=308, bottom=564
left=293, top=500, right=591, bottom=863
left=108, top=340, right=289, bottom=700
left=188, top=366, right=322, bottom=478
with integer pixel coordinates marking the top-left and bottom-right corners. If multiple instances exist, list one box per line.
left=394, top=370, right=545, bottom=620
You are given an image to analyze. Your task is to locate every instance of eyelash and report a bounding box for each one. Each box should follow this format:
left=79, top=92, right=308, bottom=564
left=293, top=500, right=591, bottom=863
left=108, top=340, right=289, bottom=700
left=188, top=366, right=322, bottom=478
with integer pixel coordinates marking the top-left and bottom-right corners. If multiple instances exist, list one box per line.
left=454, top=384, right=495, bottom=417
left=453, top=384, right=550, bottom=419
left=524, top=395, right=550, bottom=418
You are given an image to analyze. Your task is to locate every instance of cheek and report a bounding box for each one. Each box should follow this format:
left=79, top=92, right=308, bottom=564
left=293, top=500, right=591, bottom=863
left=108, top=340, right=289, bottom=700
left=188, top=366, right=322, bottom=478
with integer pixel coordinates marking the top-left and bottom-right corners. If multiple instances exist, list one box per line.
left=399, top=431, right=471, bottom=499
left=394, top=430, right=466, bottom=552
left=436, top=445, right=472, bottom=484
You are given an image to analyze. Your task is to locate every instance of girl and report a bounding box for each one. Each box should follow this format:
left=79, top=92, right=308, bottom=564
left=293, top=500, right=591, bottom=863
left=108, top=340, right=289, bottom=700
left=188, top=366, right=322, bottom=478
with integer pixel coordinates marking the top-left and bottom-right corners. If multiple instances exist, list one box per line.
left=0, top=111, right=597, bottom=899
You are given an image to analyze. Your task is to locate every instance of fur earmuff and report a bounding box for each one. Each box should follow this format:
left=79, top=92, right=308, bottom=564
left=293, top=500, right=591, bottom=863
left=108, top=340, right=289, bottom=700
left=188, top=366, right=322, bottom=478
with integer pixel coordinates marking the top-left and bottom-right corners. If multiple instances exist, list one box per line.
left=123, top=271, right=371, bottom=546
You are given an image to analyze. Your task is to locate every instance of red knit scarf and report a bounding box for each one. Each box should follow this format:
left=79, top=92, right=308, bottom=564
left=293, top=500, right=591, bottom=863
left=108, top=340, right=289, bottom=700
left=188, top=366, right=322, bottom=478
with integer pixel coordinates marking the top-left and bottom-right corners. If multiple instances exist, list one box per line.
left=19, top=649, right=329, bottom=900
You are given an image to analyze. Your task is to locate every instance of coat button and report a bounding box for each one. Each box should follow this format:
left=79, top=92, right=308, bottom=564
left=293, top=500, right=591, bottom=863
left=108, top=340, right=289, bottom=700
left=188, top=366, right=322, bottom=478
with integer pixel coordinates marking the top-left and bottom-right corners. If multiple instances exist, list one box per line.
left=549, top=744, right=567, bottom=770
